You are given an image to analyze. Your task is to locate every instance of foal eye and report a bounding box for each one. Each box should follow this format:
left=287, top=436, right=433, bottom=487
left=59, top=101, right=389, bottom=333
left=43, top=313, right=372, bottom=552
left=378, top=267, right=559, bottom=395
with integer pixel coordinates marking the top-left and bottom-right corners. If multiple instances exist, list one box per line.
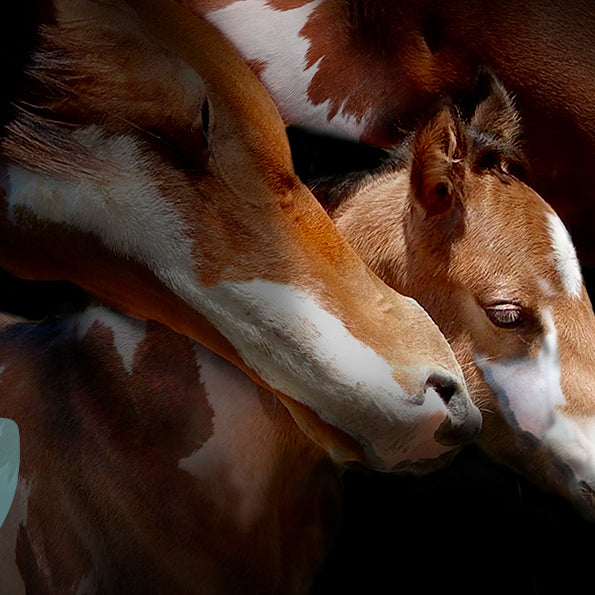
left=485, top=303, right=524, bottom=329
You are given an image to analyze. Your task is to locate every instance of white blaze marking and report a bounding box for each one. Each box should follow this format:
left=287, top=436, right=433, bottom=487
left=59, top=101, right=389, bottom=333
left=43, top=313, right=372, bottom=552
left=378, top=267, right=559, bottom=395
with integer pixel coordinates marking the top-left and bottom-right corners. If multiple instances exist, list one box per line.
left=543, top=414, right=595, bottom=487
left=547, top=212, right=582, bottom=298
left=206, top=0, right=372, bottom=138
left=200, top=279, right=449, bottom=467
left=475, top=310, right=565, bottom=437
left=477, top=307, right=595, bottom=499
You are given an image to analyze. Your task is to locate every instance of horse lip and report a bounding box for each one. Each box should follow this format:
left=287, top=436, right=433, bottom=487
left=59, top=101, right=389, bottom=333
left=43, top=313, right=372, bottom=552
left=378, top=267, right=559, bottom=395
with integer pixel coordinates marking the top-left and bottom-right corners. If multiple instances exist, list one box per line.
left=434, top=399, right=482, bottom=446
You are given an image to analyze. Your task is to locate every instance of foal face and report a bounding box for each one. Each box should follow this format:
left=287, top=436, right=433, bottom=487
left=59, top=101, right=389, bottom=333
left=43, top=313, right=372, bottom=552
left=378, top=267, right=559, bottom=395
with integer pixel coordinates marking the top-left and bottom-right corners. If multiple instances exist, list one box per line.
left=409, top=175, right=595, bottom=515
left=325, top=75, right=595, bottom=514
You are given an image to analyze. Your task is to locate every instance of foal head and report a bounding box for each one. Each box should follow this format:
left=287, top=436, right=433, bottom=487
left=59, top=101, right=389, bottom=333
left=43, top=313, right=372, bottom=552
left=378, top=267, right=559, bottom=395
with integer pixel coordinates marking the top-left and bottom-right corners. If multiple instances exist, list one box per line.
left=308, top=73, right=595, bottom=514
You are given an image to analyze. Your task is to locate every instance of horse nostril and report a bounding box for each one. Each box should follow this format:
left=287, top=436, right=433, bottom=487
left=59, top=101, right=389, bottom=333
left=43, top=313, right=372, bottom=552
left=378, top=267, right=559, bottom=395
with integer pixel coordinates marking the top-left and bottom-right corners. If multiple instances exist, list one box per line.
left=425, top=373, right=458, bottom=405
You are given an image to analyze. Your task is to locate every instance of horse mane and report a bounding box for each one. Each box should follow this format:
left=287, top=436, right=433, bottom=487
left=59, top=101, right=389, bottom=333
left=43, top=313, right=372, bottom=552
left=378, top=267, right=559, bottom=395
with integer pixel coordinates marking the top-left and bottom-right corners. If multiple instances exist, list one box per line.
left=0, top=1, right=56, bottom=134
left=1, top=16, right=127, bottom=179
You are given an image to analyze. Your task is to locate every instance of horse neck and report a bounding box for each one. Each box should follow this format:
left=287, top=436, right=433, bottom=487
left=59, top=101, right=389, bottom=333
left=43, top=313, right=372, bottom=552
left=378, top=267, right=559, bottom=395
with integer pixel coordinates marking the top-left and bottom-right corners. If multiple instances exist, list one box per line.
left=0, top=308, right=339, bottom=593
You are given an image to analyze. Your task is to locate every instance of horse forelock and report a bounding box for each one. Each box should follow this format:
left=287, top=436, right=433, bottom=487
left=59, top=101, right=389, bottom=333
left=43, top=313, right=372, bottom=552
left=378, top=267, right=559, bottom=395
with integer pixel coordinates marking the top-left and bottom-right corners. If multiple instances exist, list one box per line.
left=0, top=1, right=56, bottom=132
left=2, top=5, right=209, bottom=180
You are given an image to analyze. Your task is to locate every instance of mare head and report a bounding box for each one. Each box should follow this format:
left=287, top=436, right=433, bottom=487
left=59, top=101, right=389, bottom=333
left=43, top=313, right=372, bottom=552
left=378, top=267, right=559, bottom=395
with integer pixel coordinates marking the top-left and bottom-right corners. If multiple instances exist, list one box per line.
left=0, top=0, right=479, bottom=471
left=300, top=72, right=595, bottom=515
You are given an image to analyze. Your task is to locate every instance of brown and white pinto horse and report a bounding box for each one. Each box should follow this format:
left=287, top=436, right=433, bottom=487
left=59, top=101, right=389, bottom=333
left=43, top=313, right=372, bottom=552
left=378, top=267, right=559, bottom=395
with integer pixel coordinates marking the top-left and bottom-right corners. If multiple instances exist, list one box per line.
left=195, top=0, right=595, bottom=265
left=0, top=0, right=481, bottom=471
left=296, top=74, right=595, bottom=517
left=3, top=74, right=593, bottom=593
left=0, top=308, right=342, bottom=594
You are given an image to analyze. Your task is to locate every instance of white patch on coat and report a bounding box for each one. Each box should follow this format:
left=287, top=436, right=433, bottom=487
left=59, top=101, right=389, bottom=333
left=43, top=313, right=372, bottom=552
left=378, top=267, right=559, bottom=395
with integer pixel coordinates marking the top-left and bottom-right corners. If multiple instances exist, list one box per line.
left=179, top=344, right=275, bottom=528
left=73, top=307, right=147, bottom=374
left=475, top=310, right=565, bottom=437
left=206, top=0, right=372, bottom=138
left=6, top=145, right=449, bottom=468
left=547, top=212, right=582, bottom=298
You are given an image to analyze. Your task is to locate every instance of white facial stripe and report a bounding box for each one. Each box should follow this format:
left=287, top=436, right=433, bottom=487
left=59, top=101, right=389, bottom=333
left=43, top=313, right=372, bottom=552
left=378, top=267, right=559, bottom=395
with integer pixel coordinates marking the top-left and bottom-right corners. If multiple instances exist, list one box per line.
left=475, top=310, right=565, bottom=437
left=206, top=0, right=372, bottom=138
left=200, top=279, right=449, bottom=467
left=6, top=144, right=447, bottom=467
left=547, top=212, right=582, bottom=298
left=74, top=307, right=147, bottom=374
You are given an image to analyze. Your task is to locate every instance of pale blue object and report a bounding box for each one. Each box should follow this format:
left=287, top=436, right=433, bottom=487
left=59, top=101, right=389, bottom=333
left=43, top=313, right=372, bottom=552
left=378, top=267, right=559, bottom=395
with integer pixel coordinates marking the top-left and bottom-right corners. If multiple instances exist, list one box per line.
left=0, top=419, right=19, bottom=529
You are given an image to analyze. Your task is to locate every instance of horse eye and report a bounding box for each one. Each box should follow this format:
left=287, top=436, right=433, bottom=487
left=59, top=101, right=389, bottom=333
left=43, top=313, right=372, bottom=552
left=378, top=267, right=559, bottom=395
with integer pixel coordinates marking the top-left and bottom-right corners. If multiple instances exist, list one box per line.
left=485, top=303, right=524, bottom=329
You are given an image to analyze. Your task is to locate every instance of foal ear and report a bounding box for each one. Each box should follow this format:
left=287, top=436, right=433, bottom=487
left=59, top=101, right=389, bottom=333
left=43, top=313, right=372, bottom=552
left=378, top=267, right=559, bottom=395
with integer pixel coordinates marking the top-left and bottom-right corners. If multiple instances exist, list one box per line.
left=470, top=69, right=521, bottom=146
left=410, top=105, right=466, bottom=217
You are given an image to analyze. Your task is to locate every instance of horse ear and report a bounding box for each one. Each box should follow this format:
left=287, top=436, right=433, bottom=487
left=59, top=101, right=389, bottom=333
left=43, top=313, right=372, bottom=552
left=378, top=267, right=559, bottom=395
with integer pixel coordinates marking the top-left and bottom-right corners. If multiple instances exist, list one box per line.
left=470, top=69, right=521, bottom=146
left=410, top=105, right=466, bottom=217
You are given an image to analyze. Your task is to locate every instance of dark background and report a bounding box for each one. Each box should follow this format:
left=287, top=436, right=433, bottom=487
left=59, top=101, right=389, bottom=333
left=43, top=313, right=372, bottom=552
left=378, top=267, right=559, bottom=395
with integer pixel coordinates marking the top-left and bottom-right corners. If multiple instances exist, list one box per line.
left=312, top=270, right=595, bottom=595
left=1, top=272, right=594, bottom=595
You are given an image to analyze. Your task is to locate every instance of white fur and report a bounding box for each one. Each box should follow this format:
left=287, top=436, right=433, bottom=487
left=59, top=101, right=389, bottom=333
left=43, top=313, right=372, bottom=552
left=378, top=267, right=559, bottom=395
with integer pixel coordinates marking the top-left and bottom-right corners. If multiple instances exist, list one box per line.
left=547, top=212, right=582, bottom=298
left=206, top=0, right=372, bottom=138
left=74, top=307, right=147, bottom=374
left=200, top=279, right=450, bottom=468
left=543, top=414, right=595, bottom=487
left=179, top=344, right=276, bottom=528
left=6, top=129, right=198, bottom=302
left=475, top=310, right=565, bottom=437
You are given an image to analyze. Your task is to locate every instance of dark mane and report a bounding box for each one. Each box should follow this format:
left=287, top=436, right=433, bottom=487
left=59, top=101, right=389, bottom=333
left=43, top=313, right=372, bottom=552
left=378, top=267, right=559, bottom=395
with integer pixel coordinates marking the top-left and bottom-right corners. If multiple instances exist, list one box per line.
left=0, top=2, right=55, bottom=135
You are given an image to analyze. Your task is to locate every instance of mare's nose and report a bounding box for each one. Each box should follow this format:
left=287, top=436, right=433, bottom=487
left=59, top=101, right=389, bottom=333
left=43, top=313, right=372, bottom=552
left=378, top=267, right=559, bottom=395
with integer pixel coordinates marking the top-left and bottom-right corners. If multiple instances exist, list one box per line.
left=425, top=372, right=482, bottom=445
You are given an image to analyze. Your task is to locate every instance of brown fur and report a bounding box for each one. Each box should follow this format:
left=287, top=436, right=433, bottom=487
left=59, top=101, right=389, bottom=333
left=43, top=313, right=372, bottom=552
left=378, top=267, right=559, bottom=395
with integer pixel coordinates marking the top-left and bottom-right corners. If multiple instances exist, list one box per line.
left=197, top=0, right=595, bottom=264
left=0, top=311, right=340, bottom=594
left=0, top=0, right=479, bottom=472
left=322, top=76, right=595, bottom=516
